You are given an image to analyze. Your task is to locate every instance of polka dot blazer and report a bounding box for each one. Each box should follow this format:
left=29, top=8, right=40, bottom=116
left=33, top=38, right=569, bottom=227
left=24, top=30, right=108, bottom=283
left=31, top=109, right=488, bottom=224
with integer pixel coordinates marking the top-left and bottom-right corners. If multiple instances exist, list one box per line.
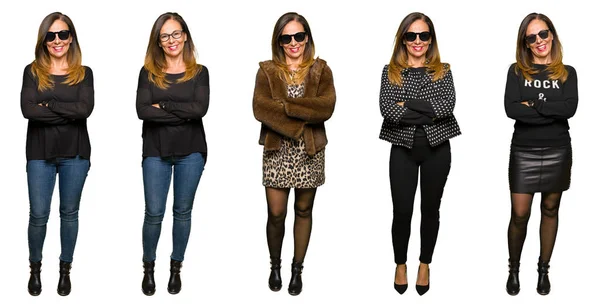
left=379, top=64, right=461, bottom=148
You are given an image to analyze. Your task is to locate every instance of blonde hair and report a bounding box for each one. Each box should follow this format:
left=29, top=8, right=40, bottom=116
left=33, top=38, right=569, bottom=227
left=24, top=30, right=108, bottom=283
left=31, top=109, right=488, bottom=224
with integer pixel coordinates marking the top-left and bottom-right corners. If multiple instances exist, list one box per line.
left=515, top=13, right=568, bottom=82
left=388, top=12, right=448, bottom=86
left=271, top=12, right=316, bottom=84
left=144, top=12, right=201, bottom=89
left=31, top=12, right=85, bottom=91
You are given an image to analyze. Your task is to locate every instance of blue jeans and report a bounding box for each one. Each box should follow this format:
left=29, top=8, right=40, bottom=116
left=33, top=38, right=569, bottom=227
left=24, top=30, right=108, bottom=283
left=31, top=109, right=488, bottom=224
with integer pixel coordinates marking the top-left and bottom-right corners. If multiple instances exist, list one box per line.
left=142, top=152, right=205, bottom=262
left=27, top=156, right=90, bottom=263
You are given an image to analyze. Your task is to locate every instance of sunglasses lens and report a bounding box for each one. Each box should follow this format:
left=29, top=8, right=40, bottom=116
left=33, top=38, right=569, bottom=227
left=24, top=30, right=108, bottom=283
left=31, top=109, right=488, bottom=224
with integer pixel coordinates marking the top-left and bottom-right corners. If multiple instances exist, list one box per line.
left=405, top=32, right=417, bottom=42
left=294, top=32, right=306, bottom=42
left=57, top=30, right=70, bottom=40
left=538, top=30, right=549, bottom=40
left=280, top=35, right=292, bottom=44
left=525, top=34, right=537, bottom=44
left=420, top=32, right=431, bottom=41
left=45, top=32, right=55, bottom=42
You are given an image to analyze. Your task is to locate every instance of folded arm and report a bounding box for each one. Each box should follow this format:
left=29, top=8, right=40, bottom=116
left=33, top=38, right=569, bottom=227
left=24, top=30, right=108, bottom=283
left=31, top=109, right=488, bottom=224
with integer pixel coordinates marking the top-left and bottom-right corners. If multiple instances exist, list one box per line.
left=161, top=67, right=210, bottom=120
left=253, top=67, right=305, bottom=139
left=283, top=65, right=336, bottom=124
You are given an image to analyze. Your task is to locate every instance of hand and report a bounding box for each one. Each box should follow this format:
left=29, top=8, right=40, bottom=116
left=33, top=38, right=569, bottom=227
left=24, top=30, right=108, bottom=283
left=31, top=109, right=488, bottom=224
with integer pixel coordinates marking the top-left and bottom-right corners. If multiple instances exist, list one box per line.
left=397, top=102, right=405, bottom=107
left=152, top=104, right=161, bottom=109
left=520, top=101, right=529, bottom=106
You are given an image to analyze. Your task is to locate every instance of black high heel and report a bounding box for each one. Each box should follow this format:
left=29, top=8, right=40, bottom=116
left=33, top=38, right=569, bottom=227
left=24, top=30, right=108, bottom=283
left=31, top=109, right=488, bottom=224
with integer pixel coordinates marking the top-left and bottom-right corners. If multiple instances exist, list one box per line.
left=28, top=261, right=42, bottom=296
left=415, top=264, right=430, bottom=296
left=394, top=264, right=407, bottom=295
left=506, top=259, right=520, bottom=295
left=537, top=258, right=551, bottom=295
left=288, top=259, right=303, bottom=296
left=268, top=257, right=282, bottom=292
left=141, top=261, right=156, bottom=296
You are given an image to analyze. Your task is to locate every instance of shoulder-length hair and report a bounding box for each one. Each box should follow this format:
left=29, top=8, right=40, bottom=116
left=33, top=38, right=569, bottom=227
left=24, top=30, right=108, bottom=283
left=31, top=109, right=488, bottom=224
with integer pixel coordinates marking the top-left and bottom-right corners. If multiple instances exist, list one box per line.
left=515, top=13, right=567, bottom=82
left=388, top=12, right=448, bottom=86
left=144, top=12, right=201, bottom=89
left=271, top=12, right=316, bottom=84
left=31, top=12, right=85, bottom=91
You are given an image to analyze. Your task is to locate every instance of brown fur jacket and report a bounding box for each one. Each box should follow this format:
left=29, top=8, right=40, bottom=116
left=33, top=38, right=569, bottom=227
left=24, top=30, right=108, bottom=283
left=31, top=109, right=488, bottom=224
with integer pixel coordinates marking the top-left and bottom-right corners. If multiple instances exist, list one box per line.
left=252, top=58, right=336, bottom=156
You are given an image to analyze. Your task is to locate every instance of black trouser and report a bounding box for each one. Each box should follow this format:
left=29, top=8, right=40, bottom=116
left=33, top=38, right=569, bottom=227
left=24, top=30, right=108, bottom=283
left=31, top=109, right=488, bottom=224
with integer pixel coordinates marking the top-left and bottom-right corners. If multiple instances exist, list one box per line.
left=390, top=140, right=451, bottom=264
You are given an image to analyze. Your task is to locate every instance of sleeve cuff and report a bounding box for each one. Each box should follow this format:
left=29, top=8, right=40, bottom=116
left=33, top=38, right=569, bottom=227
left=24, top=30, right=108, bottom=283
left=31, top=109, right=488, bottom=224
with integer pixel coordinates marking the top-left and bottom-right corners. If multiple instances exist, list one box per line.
left=159, top=101, right=169, bottom=112
left=46, top=99, right=57, bottom=109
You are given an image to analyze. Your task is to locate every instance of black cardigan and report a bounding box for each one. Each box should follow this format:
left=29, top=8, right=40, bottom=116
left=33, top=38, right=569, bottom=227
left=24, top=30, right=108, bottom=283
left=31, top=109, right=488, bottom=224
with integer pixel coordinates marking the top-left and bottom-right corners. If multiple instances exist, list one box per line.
left=20, top=64, right=94, bottom=160
left=136, top=66, right=210, bottom=158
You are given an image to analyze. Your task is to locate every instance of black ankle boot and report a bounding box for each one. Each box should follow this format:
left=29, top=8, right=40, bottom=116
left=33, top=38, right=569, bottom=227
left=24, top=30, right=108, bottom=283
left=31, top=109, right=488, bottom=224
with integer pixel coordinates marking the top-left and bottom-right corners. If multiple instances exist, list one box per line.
left=142, top=261, right=156, bottom=296
left=537, top=259, right=551, bottom=295
left=28, top=261, right=42, bottom=296
left=168, top=259, right=182, bottom=294
left=506, top=260, right=520, bottom=296
left=57, top=261, right=71, bottom=296
left=268, top=257, right=282, bottom=292
left=288, top=260, right=303, bottom=296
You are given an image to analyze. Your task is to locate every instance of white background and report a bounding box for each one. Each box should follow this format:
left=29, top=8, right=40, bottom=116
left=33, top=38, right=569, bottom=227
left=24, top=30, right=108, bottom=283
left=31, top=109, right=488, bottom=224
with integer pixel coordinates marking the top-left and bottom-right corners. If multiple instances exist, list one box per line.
left=0, top=0, right=596, bottom=307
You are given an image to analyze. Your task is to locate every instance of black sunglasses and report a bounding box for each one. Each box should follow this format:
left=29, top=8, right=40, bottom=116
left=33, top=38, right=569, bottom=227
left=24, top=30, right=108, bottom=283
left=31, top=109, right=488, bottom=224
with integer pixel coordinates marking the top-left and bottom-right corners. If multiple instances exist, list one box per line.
left=45, top=30, right=70, bottom=42
left=525, top=29, right=550, bottom=44
left=279, top=32, right=306, bottom=44
left=404, top=31, right=431, bottom=42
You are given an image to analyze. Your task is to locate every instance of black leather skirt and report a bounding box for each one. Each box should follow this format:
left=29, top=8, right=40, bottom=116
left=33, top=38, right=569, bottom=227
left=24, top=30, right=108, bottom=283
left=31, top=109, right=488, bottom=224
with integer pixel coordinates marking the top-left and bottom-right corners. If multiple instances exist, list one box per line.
left=508, top=145, right=572, bottom=193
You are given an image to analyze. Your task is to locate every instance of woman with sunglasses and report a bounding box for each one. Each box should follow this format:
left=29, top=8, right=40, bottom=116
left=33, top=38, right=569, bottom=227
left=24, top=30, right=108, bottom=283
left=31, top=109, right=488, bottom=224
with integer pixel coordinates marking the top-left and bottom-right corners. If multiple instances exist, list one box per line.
left=136, top=12, right=209, bottom=296
left=253, top=12, right=335, bottom=296
left=21, top=12, right=93, bottom=296
left=379, top=12, right=460, bottom=296
left=504, top=13, right=577, bottom=296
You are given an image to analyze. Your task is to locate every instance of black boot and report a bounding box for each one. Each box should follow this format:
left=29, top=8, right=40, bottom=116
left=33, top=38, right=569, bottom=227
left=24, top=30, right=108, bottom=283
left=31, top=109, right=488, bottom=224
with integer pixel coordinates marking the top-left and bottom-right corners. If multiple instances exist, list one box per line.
left=57, top=261, right=71, bottom=296
left=537, top=259, right=551, bottom=295
left=167, top=259, right=182, bottom=294
left=288, top=260, right=303, bottom=296
left=268, top=257, right=282, bottom=292
left=506, top=259, right=520, bottom=295
left=28, top=261, right=42, bottom=296
left=142, top=261, right=156, bottom=296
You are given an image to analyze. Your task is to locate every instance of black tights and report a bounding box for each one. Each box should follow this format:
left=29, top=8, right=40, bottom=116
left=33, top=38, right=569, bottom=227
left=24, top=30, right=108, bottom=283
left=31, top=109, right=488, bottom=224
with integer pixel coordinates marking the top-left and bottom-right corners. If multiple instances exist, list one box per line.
left=508, top=192, right=562, bottom=263
left=266, top=187, right=316, bottom=263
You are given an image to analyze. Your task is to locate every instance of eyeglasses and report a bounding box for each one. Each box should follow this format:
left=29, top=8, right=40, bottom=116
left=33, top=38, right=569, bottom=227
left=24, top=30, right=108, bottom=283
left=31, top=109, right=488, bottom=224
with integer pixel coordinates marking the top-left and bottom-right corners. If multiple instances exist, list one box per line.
left=159, top=30, right=184, bottom=42
left=279, top=32, right=306, bottom=44
left=404, top=31, right=431, bottom=42
left=525, top=29, right=550, bottom=44
left=45, top=30, right=70, bottom=42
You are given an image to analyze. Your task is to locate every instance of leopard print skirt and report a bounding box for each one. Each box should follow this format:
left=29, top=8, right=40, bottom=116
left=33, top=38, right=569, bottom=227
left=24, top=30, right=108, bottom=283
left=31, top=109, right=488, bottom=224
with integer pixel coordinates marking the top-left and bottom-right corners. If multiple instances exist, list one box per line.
left=262, top=136, right=325, bottom=188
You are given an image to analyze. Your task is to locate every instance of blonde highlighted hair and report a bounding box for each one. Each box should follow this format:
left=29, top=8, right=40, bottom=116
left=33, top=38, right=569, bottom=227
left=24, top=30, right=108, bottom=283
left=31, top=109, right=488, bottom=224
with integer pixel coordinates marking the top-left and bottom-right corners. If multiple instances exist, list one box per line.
left=515, top=12, right=568, bottom=82
left=388, top=12, right=448, bottom=86
left=144, top=12, right=201, bottom=89
left=271, top=12, right=315, bottom=84
left=31, top=12, right=85, bottom=91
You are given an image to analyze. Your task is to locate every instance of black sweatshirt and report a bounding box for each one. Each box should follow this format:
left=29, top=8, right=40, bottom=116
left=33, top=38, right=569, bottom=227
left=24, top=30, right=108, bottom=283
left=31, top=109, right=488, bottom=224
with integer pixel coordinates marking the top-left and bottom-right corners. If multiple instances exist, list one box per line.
left=504, top=63, right=578, bottom=147
left=136, top=66, right=210, bottom=158
left=20, top=64, right=94, bottom=160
